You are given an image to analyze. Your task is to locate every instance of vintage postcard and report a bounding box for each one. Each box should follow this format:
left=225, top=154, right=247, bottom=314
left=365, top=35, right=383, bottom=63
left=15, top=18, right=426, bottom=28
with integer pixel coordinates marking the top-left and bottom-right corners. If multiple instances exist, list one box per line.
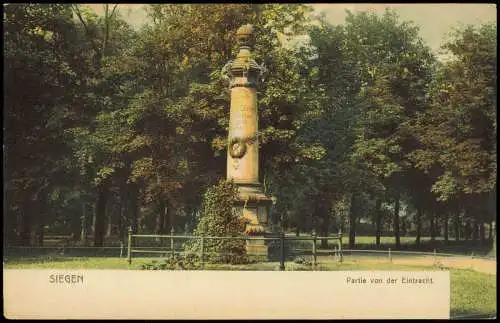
left=3, top=3, right=496, bottom=319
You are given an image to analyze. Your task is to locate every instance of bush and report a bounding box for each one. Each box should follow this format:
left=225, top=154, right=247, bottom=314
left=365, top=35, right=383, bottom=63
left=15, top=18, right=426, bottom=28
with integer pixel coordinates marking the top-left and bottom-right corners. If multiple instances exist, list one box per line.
left=183, top=180, right=249, bottom=264
left=293, top=256, right=312, bottom=266
left=140, top=253, right=201, bottom=270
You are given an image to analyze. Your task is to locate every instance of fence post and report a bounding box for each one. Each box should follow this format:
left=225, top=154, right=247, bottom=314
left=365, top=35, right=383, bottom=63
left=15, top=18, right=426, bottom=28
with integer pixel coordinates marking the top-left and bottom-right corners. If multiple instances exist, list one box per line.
left=388, top=248, right=392, bottom=263
left=127, top=227, right=133, bottom=264
left=199, top=233, right=205, bottom=269
left=312, top=230, right=317, bottom=268
left=434, top=248, right=437, bottom=265
left=170, top=227, right=175, bottom=257
left=338, top=229, right=343, bottom=263
left=279, top=231, right=285, bottom=271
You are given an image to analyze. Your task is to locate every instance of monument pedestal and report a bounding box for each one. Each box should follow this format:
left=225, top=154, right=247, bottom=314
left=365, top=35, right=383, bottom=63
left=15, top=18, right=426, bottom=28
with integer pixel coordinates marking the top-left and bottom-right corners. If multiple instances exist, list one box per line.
left=245, top=239, right=268, bottom=256
left=233, top=183, right=273, bottom=257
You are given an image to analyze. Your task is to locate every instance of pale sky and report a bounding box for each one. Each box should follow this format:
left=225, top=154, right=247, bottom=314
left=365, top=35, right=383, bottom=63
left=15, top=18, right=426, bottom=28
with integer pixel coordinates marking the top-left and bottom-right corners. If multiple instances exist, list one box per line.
left=87, top=3, right=496, bottom=55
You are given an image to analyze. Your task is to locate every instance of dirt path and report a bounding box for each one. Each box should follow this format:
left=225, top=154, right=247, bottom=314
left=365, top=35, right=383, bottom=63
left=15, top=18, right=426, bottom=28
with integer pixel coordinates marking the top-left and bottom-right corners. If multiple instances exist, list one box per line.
left=397, top=256, right=497, bottom=275
left=327, top=255, right=497, bottom=275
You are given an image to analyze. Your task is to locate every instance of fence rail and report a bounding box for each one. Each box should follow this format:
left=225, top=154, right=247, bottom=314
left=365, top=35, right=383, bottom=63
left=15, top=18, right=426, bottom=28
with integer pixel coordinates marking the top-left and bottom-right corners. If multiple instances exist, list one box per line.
left=129, top=234, right=342, bottom=240
left=125, top=228, right=495, bottom=270
left=127, top=228, right=344, bottom=270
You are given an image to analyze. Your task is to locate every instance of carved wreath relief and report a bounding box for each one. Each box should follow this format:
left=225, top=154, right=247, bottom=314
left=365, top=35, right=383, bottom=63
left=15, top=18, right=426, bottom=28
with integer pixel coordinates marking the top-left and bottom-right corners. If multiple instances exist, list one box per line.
left=229, top=137, right=247, bottom=159
left=229, top=134, right=257, bottom=170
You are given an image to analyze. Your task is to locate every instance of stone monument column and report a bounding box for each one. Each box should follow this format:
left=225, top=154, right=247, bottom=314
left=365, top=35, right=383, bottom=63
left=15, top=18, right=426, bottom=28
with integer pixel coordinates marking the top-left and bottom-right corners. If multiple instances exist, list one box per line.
left=222, top=24, right=273, bottom=256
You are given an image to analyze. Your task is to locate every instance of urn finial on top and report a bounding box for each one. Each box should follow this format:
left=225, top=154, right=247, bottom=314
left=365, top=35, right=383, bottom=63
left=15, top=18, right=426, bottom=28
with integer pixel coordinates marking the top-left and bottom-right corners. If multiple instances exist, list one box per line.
left=221, top=23, right=266, bottom=88
left=236, top=24, right=254, bottom=48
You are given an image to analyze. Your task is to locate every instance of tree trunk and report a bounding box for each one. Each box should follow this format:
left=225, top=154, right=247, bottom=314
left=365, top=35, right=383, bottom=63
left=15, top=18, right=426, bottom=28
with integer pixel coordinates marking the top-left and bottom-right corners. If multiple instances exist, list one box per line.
left=443, top=213, right=449, bottom=243
left=5, top=205, right=18, bottom=245
left=321, top=212, right=330, bottom=249
left=20, top=196, right=33, bottom=246
left=480, top=221, right=486, bottom=245
left=37, top=221, right=45, bottom=247
left=464, top=219, right=471, bottom=241
left=489, top=222, right=496, bottom=258
left=117, top=194, right=124, bottom=242
left=430, top=214, right=436, bottom=242
left=80, top=202, right=87, bottom=245
left=94, top=183, right=108, bottom=247
left=27, top=198, right=40, bottom=247
left=454, top=208, right=460, bottom=241
left=106, top=207, right=113, bottom=238
left=37, top=197, right=46, bottom=247
left=415, top=207, right=422, bottom=247
left=129, top=184, right=139, bottom=233
left=435, top=210, right=440, bottom=239
left=375, top=199, right=382, bottom=246
left=393, top=194, right=401, bottom=250
left=121, top=183, right=131, bottom=235
left=489, top=221, right=493, bottom=241
left=472, top=217, right=479, bottom=243
left=338, top=212, right=346, bottom=235
left=348, top=193, right=357, bottom=249
left=163, top=201, right=171, bottom=233
left=103, top=4, right=109, bottom=58
left=29, top=224, right=38, bottom=247
left=91, top=202, right=96, bottom=237
left=160, top=202, right=167, bottom=233
left=162, top=201, right=172, bottom=247
left=321, top=207, right=330, bottom=249
left=71, top=201, right=81, bottom=243
left=492, top=229, right=496, bottom=257
left=113, top=193, right=122, bottom=237
left=106, top=192, right=120, bottom=238
left=154, top=200, right=164, bottom=243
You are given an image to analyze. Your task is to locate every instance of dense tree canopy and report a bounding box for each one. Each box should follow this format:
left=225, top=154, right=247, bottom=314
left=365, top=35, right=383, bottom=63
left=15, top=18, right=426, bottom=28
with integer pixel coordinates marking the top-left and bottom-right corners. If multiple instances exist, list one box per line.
left=4, top=4, right=496, bottom=250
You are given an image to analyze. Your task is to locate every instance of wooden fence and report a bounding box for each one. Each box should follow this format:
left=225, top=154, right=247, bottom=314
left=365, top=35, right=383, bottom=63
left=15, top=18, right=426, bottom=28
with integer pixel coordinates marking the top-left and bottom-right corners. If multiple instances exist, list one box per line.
left=127, top=228, right=344, bottom=270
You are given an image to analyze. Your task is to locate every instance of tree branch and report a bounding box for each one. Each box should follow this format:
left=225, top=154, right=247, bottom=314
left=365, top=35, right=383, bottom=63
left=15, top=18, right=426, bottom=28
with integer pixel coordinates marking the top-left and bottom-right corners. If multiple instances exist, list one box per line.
left=103, top=4, right=118, bottom=59
left=110, top=4, right=119, bottom=20
left=71, top=4, right=101, bottom=57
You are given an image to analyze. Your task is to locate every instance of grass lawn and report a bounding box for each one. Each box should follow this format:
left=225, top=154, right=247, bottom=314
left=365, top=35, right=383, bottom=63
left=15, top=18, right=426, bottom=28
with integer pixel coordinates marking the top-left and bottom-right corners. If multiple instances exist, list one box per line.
left=3, top=256, right=496, bottom=318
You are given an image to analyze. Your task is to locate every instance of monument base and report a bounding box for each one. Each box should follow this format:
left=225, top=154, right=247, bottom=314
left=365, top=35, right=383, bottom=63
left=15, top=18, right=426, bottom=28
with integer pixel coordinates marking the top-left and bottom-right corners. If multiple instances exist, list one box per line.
left=245, top=238, right=269, bottom=256
left=232, top=182, right=274, bottom=258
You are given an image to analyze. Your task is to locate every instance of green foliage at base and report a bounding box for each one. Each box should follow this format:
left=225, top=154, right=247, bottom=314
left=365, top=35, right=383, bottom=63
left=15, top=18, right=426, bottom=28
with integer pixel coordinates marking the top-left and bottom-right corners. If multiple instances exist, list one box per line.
left=183, top=180, right=249, bottom=264
left=140, top=253, right=201, bottom=270
left=293, top=256, right=313, bottom=266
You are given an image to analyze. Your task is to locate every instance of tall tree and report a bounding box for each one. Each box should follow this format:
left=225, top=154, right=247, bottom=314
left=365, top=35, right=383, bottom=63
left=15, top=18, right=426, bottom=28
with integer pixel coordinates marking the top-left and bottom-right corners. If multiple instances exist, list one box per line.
left=4, top=4, right=96, bottom=245
left=344, top=9, right=436, bottom=249
left=410, top=23, right=496, bottom=246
